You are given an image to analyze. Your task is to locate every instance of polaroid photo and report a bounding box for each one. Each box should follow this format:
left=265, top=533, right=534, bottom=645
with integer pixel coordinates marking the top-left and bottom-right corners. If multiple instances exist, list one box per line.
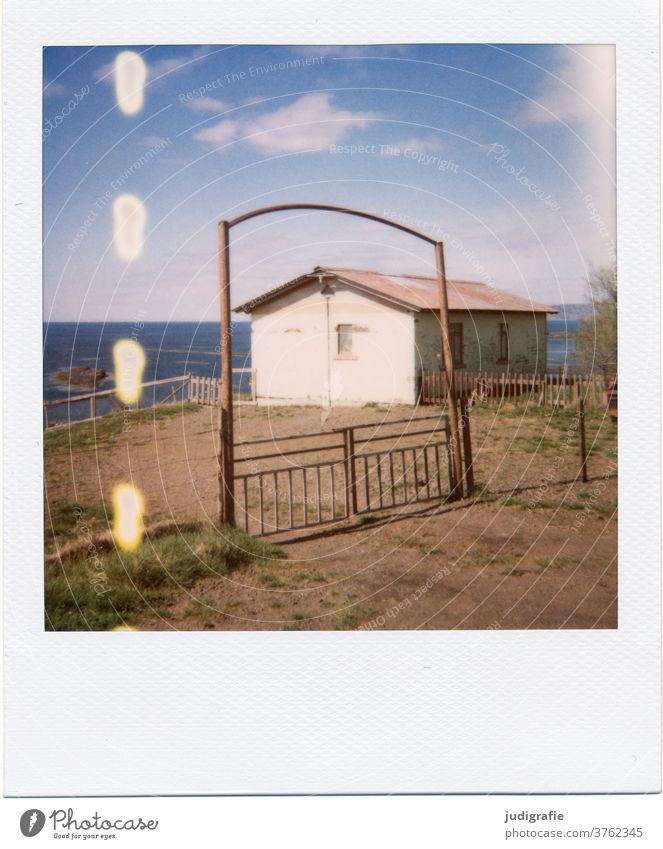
left=2, top=0, right=660, bottom=802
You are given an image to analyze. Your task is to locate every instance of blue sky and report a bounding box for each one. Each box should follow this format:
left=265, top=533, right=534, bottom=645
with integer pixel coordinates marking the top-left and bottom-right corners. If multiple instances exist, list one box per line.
left=43, top=44, right=615, bottom=321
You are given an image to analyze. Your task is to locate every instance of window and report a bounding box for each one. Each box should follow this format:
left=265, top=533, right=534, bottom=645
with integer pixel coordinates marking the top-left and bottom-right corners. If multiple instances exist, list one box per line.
left=498, top=322, right=509, bottom=362
left=450, top=322, right=464, bottom=367
left=337, top=324, right=353, bottom=355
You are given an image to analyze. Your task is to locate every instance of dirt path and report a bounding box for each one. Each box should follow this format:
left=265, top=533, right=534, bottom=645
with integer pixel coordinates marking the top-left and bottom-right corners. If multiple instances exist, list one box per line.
left=45, top=401, right=617, bottom=630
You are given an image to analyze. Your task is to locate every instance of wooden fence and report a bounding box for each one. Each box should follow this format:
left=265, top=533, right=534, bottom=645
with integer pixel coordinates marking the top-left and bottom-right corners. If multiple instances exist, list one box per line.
left=43, top=374, right=191, bottom=428
left=602, top=363, right=618, bottom=422
left=419, top=370, right=605, bottom=408
left=233, top=413, right=466, bottom=536
left=188, top=369, right=255, bottom=405
left=44, top=369, right=256, bottom=427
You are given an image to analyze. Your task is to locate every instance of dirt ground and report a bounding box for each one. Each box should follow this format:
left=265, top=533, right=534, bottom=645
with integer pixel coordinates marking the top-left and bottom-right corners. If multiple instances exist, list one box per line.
left=44, top=399, right=617, bottom=630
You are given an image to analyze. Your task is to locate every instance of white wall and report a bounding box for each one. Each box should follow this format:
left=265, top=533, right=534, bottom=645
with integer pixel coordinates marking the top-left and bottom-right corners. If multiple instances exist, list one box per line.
left=249, top=279, right=417, bottom=406
left=414, top=310, right=549, bottom=374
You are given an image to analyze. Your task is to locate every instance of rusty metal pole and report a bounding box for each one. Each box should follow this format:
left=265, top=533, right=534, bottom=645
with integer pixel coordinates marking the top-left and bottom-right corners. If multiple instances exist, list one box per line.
left=435, top=241, right=464, bottom=500
left=218, top=220, right=235, bottom=526
left=578, top=397, right=588, bottom=483
left=459, top=395, right=475, bottom=495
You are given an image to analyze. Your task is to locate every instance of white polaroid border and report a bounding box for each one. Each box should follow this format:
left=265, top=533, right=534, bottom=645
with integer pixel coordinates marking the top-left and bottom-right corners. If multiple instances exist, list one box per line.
left=3, top=0, right=660, bottom=795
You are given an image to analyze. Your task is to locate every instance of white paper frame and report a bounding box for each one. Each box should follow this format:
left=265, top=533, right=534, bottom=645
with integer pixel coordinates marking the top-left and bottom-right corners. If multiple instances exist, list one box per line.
left=2, top=0, right=660, bottom=795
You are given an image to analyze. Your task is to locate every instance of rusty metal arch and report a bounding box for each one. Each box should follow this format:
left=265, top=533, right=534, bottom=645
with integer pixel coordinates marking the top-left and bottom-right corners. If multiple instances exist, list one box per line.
left=227, top=203, right=438, bottom=245
left=216, top=203, right=463, bottom=526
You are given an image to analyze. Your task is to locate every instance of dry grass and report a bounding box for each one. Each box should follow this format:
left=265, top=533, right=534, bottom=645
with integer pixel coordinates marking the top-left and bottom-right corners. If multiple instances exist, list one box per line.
left=43, top=399, right=617, bottom=631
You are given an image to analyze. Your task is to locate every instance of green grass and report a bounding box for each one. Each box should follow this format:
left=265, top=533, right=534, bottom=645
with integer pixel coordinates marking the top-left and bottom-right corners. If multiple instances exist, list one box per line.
left=498, top=495, right=524, bottom=507
left=456, top=549, right=518, bottom=569
left=563, top=499, right=616, bottom=514
left=515, top=436, right=558, bottom=451
left=44, top=402, right=200, bottom=454
left=498, top=495, right=596, bottom=512
left=182, top=594, right=219, bottom=617
left=533, top=555, right=580, bottom=572
left=334, top=605, right=373, bottom=630
left=45, top=523, right=284, bottom=631
left=292, top=569, right=325, bottom=583
left=257, top=572, right=286, bottom=588
left=45, top=499, right=111, bottom=545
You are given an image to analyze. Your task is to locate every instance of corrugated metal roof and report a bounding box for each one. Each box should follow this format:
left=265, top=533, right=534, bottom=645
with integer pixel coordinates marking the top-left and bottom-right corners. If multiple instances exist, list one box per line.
left=234, top=266, right=559, bottom=314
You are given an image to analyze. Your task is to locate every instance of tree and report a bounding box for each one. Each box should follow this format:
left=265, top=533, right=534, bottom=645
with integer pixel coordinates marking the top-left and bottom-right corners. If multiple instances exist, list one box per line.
left=573, top=265, right=617, bottom=371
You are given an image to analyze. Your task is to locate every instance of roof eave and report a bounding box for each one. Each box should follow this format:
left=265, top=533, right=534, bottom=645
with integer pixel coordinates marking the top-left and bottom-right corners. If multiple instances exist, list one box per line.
left=233, top=268, right=423, bottom=314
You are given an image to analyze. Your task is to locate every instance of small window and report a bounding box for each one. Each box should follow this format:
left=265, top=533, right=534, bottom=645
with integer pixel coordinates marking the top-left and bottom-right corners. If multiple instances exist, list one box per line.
left=450, top=322, right=464, bottom=367
left=498, top=322, right=509, bottom=362
left=337, top=324, right=353, bottom=355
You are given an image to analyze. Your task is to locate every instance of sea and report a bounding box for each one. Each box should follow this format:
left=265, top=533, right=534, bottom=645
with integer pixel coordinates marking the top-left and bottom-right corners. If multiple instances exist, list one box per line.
left=43, top=318, right=577, bottom=424
left=546, top=318, right=579, bottom=368
left=43, top=321, right=251, bottom=425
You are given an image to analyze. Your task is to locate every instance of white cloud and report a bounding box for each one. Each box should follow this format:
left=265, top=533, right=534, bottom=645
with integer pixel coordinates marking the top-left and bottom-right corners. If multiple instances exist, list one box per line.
left=194, top=119, right=240, bottom=147
left=185, top=95, right=228, bottom=112
left=140, top=135, right=168, bottom=147
left=194, top=92, right=379, bottom=154
left=517, top=45, right=616, bottom=264
left=517, top=45, right=615, bottom=128
left=43, top=80, right=67, bottom=97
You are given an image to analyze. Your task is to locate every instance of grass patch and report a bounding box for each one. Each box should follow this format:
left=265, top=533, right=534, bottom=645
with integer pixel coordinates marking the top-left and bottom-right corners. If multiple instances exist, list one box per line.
left=182, top=595, right=219, bottom=617
left=499, top=495, right=524, bottom=507
left=44, top=402, right=200, bottom=454
left=292, top=569, right=325, bottom=583
left=257, top=572, right=286, bottom=588
left=45, top=523, right=284, bottom=631
left=401, top=533, right=436, bottom=553
left=45, top=499, right=111, bottom=545
left=516, top=437, right=558, bottom=451
left=533, top=554, right=580, bottom=572
left=333, top=604, right=375, bottom=630
left=456, top=549, right=518, bottom=569
left=564, top=500, right=616, bottom=516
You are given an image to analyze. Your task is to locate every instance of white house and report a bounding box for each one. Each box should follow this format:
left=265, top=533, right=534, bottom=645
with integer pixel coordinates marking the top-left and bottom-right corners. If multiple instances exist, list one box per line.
left=234, top=266, right=558, bottom=407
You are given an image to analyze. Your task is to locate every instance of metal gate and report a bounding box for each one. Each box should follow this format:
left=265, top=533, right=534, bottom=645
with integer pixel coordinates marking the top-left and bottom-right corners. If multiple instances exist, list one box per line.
left=234, top=413, right=454, bottom=536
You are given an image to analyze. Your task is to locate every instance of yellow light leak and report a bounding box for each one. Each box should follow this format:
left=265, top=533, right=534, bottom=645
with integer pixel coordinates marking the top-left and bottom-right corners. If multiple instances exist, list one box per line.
left=114, top=50, right=147, bottom=115
left=113, top=194, right=146, bottom=261
left=113, top=339, right=146, bottom=404
left=112, top=484, right=145, bottom=551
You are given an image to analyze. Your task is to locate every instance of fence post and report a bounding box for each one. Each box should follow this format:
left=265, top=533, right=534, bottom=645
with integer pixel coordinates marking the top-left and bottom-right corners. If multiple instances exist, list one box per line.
left=218, top=219, right=235, bottom=527
left=459, top=396, right=475, bottom=496
left=435, top=241, right=463, bottom=501
left=90, top=394, right=95, bottom=420
left=343, top=427, right=358, bottom=516
left=444, top=420, right=455, bottom=497
left=578, top=398, right=588, bottom=482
